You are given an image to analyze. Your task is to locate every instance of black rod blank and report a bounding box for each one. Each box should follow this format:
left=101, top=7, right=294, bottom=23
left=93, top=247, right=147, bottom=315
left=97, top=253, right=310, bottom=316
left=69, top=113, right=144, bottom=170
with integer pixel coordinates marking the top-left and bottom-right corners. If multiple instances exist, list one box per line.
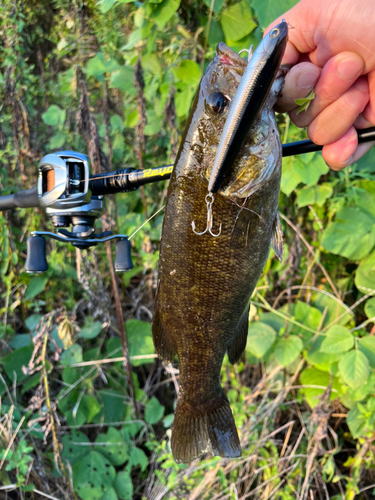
left=1, top=127, right=375, bottom=208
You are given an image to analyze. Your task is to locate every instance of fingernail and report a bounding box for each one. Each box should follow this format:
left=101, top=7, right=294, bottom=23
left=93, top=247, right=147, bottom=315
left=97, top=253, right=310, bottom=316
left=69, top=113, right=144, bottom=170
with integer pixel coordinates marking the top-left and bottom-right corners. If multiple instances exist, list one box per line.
left=296, top=69, right=320, bottom=89
left=337, top=57, right=363, bottom=80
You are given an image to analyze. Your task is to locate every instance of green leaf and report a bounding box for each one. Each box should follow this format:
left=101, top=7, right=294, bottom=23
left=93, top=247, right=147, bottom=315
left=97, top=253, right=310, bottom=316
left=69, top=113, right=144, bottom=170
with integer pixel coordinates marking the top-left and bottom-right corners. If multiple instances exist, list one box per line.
left=25, top=276, right=48, bottom=300
left=292, top=301, right=322, bottom=338
left=58, top=390, right=87, bottom=427
left=347, top=405, right=368, bottom=438
left=109, top=67, right=135, bottom=92
left=126, top=319, right=155, bottom=366
left=338, top=350, right=370, bottom=389
left=87, top=53, right=106, bottom=82
left=162, top=413, right=174, bottom=428
left=95, top=427, right=128, bottom=466
left=114, top=470, right=133, bottom=500
left=98, top=0, right=135, bottom=12
left=61, top=431, right=91, bottom=466
left=144, top=111, right=163, bottom=136
left=42, top=105, right=66, bottom=128
left=246, top=322, right=276, bottom=358
left=98, top=0, right=117, bottom=13
left=293, top=153, right=329, bottom=186
left=25, top=314, right=42, bottom=332
left=99, top=488, right=118, bottom=500
left=79, top=321, right=103, bottom=340
left=295, top=89, right=315, bottom=114
left=365, top=297, right=375, bottom=319
left=252, top=0, right=299, bottom=28
left=358, top=336, right=375, bottom=368
left=355, top=180, right=375, bottom=218
left=175, top=87, right=194, bottom=117
left=355, top=250, right=375, bottom=294
left=312, top=293, right=352, bottom=328
left=274, top=336, right=303, bottom=367
left=221, top=1, right=256, bottom=42
left=73, top=451, right=116, bottom=500
left=300, top=367, right=342, bottom=408
left=151, top=0, right=181, bottom=29
left=207, top=18, right=225, bottom=47
left=110, top=115, right=124, bottom=134
left=81, top=395, right=102, bottom=424
left=128, top=446, right=148, bottom=471
left=142, top=54, right=162, bottom=75
left=60, top=344, right=83, bottom=365
left=8, top=334, right=32, bottom=350
left=125, top=108, right=139, bottom=128
left=21, top=485, right=35, bottom=492
left=322, top=207, right=375, bottom=260
left=49, top=131, right=66, bottom=149
left=202, top=0, right=223, bottom=14
left=172, top=60, right=201, bottom=87
left=296, top=183, right=333, bottom=208
left=145, top=396, right=165, bottom=424
left=320, top=326, right=354, bottom=354
left=281, top=157, right=302, bottom=195
left=121, top=420, right=143, bottom=440
left=97, top=390, right=128, bottom=423
left=121, top=29, right=143, bottom=50
left=0, top=345, right=34, bottom=382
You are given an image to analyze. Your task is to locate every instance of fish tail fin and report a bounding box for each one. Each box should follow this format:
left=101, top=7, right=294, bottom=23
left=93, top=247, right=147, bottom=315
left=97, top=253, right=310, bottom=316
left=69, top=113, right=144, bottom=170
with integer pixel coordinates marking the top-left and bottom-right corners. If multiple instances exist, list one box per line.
left=152, top=307, right=177, bottom=363
left=171, top=392, right=241, bottom=463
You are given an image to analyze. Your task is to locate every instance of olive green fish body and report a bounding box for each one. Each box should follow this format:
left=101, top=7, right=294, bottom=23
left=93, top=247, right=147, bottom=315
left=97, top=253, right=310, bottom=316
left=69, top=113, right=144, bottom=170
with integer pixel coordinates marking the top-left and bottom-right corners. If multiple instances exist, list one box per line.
left=152, top=43, right=285, bottom=463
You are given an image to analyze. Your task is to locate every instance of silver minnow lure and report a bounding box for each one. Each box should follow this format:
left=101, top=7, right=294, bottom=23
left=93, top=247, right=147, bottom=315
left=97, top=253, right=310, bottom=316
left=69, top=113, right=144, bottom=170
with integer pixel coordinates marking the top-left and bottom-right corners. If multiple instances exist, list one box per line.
left=208, top=20, right=288, bottom=194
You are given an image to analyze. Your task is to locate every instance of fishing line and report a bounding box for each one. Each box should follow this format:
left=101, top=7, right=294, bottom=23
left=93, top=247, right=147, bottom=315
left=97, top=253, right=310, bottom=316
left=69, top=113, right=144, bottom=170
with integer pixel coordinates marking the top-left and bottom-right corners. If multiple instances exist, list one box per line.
left=128, top=204, right=165, bottom=241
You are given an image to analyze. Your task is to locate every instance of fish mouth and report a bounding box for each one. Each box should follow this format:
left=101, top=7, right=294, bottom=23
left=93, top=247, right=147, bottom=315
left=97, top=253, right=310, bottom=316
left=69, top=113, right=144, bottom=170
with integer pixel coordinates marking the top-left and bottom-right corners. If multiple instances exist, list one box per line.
left=216, top=42, right=247, bottom=73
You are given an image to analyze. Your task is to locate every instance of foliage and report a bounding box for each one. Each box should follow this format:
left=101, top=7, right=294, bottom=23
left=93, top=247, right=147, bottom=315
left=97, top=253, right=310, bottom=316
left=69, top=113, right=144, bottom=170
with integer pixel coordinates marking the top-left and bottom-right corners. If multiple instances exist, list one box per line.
left=1, top=0, right=375, bottom=499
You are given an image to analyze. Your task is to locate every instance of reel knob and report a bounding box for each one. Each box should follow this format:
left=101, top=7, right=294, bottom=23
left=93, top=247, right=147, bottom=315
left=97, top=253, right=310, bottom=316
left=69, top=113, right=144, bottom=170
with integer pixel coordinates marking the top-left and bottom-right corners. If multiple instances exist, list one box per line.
left=25, top=235, right=48, bottom=273
left=114, top=238, right=133, bottom=272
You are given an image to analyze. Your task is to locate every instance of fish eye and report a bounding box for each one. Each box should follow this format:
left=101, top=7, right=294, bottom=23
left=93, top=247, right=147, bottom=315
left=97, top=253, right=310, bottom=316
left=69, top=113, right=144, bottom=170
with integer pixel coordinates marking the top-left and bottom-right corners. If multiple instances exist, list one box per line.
left=206, top=92, right=229, bottom=114
left=270, top=28, right=280, bottom=38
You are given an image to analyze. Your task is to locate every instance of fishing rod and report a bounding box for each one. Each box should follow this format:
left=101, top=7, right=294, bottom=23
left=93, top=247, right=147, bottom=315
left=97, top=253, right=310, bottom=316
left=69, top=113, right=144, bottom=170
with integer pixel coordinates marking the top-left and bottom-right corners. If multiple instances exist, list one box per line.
left=1, top=127, right=375, bottom=273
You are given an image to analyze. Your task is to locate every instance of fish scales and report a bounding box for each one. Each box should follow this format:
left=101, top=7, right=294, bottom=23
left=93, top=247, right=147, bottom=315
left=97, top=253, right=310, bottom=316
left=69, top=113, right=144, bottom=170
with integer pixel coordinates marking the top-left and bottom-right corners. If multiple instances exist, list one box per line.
left=152, top=42, right=286, bottom=463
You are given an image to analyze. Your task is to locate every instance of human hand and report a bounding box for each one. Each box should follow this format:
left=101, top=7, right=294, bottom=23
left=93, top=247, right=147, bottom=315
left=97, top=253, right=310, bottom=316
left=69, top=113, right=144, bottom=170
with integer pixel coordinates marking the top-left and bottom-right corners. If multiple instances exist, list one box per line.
left=266, top=0, right=375, bottom=170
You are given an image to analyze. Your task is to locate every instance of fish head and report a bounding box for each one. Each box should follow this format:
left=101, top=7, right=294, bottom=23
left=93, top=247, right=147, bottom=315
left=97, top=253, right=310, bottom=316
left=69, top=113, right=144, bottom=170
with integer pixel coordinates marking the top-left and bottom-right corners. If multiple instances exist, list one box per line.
left=177, top=42, right=286, bottom=199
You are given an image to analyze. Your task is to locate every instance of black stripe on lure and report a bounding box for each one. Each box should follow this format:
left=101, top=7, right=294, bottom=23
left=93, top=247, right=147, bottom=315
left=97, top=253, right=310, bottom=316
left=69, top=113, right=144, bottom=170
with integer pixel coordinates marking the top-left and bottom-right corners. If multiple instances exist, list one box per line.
left=209, top=21, right=288, bottom=195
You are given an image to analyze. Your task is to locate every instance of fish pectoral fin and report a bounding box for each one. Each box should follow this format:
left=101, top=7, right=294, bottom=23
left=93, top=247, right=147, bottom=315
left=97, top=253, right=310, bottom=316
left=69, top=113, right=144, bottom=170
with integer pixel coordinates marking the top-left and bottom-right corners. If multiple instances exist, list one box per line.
left=227, top=305, right=249, bottom=364
left=271, top=212, right=284, bottom=262
left=171, top=392, right=241, bottom=463
left=152, top=307, right=177, bottom=363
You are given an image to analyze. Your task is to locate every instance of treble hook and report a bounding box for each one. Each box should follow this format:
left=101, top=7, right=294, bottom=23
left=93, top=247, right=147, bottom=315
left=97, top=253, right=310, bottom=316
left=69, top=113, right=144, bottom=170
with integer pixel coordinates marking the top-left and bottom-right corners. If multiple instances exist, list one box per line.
left=191, top=193, right=222, bottom=237
left=238, top=45, right=253, bottom=62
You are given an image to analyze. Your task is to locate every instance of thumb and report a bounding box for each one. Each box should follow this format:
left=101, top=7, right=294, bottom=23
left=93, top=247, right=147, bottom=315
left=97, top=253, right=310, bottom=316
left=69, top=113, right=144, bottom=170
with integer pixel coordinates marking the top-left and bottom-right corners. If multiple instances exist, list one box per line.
left=264, top=0, right=321, bottom=65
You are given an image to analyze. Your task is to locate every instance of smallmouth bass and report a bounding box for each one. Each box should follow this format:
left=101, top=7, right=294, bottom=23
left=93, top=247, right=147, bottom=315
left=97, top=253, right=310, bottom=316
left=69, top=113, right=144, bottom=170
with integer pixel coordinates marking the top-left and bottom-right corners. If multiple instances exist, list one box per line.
left=152, top=40, right=287, bottom=463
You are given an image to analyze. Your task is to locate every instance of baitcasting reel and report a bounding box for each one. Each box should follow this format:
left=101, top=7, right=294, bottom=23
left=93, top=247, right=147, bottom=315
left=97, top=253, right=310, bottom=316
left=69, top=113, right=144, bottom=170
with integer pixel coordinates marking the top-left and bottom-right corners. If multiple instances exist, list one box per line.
left=26, top=151, right=133, bottom=274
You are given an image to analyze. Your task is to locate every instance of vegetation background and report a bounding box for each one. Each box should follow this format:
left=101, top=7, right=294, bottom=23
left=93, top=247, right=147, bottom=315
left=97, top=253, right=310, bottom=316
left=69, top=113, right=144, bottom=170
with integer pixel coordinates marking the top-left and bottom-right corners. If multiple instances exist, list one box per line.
left=1, top=0, right=375, bottom=498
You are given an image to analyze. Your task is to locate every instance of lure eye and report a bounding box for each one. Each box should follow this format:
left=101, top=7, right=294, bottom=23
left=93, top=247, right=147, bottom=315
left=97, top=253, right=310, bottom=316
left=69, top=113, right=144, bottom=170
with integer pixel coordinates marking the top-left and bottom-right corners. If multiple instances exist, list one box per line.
left=270, top=27, right=280, bottom=38
left=207, top=92, right=229, bottom=114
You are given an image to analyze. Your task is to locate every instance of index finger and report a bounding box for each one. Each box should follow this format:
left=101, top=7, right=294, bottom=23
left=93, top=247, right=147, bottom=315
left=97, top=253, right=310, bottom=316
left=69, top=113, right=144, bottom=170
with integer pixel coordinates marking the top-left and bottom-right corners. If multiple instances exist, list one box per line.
left=264, top=0, right=320, bottom=65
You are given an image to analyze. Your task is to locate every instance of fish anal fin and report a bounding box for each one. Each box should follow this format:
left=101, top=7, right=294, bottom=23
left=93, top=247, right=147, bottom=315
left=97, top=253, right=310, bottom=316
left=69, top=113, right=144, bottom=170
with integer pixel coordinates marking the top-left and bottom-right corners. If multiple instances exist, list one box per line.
left=271, top=212, right=284, bottom=262
left=171, top=392, right=241, bottom=463
left=227, top=306, right=249, bottom=364
left=152, top=308, right=177, bottom=363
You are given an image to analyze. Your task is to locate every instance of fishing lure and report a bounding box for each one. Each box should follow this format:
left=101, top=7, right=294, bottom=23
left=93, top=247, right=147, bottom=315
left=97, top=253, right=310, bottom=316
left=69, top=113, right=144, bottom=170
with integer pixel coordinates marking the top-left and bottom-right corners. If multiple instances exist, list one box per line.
left=208, top=20, right=288, bottom=194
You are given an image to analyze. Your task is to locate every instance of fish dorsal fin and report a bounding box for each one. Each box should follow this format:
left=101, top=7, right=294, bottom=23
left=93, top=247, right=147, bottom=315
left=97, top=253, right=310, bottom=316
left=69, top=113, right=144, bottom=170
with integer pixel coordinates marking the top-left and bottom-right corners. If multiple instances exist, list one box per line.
left=271, top=212, right=284, bottom=262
